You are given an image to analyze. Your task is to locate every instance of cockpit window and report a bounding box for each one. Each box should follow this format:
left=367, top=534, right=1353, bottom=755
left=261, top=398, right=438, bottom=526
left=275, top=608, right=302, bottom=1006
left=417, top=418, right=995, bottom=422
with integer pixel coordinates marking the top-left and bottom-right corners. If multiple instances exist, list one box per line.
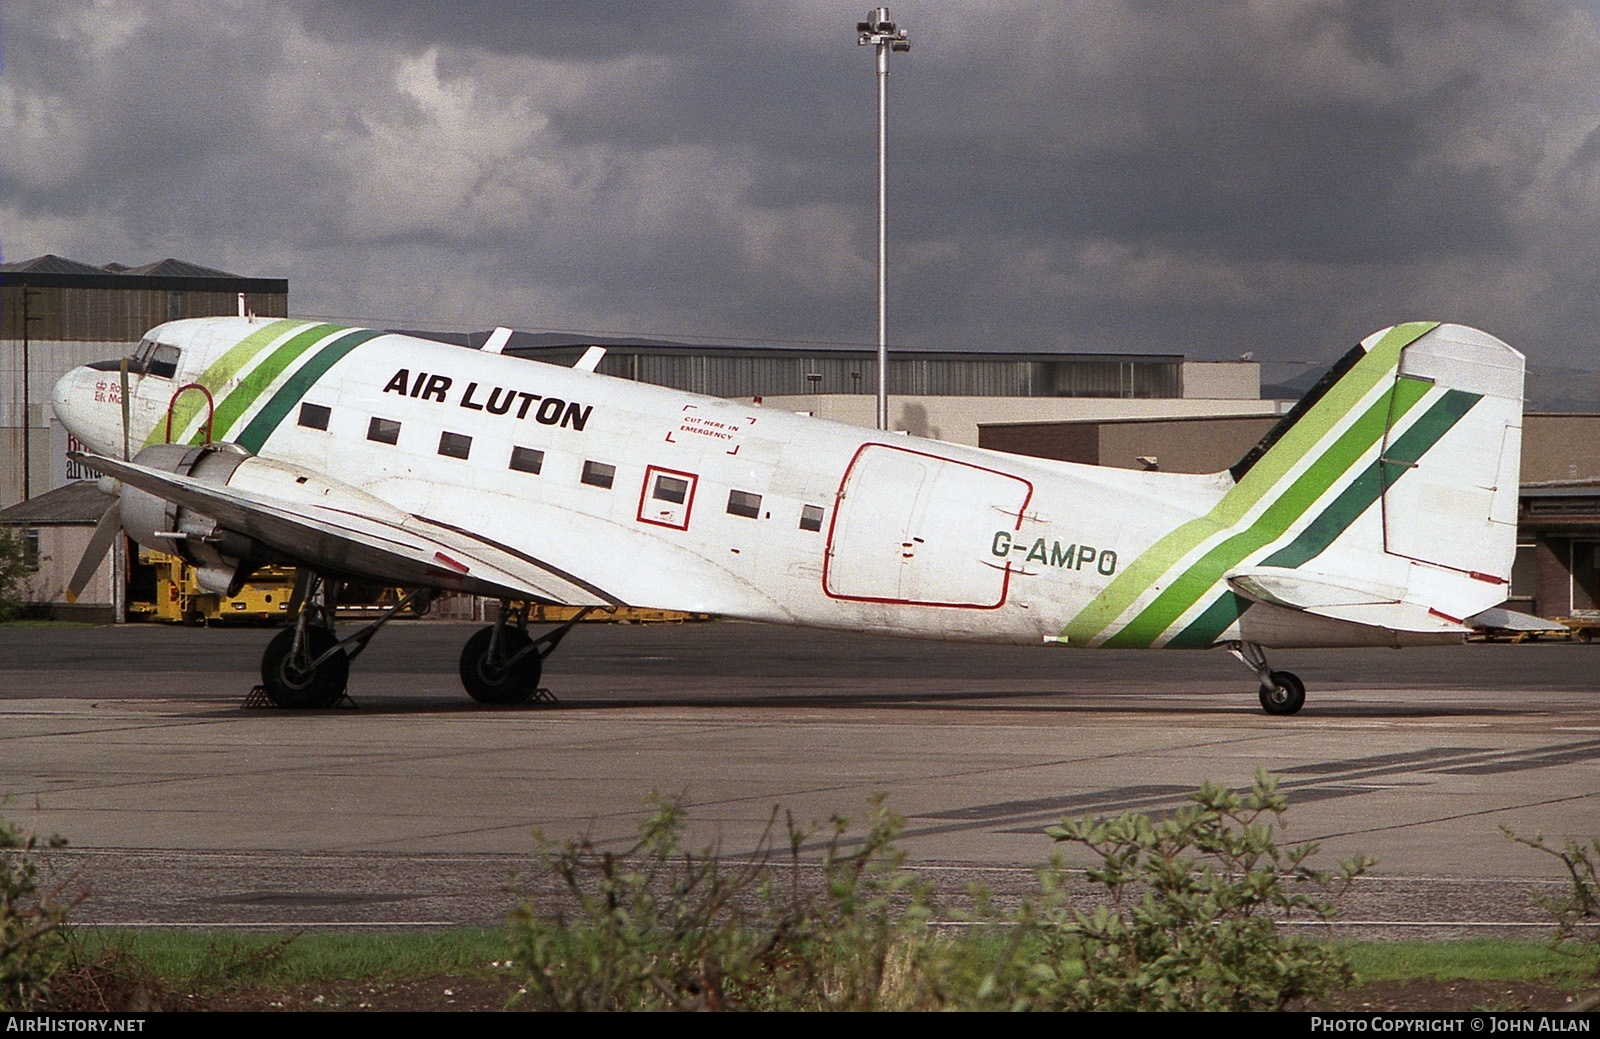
left=125, top=337, right=180, bottom=378
left=147, top=345, right=180, bottom=378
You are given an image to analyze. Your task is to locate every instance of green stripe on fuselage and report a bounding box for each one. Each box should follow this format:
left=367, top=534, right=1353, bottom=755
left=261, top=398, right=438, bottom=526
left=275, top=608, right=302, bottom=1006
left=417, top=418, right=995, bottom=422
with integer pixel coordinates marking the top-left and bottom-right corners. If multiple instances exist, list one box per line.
left=234, top=328, right=386, bottom=453
left=199, top=323, right=347, bottom=444
left=146, top=319, right=302, bottom=447
left=1056, top=322, right=1439, bottom=647
left=1164, top=591, right=1251, bottom=648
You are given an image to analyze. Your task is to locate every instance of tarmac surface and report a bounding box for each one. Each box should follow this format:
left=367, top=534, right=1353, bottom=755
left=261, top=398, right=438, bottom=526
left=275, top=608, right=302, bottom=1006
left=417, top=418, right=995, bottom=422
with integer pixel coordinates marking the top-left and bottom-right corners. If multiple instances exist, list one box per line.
left=1, top=618, right=1597, bottom=937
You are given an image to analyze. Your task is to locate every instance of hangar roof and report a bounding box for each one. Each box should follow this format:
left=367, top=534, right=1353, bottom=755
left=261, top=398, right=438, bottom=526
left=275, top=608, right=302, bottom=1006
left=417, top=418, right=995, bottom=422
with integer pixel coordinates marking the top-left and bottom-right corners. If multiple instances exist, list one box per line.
left=0, top=482, right=113, bottom=526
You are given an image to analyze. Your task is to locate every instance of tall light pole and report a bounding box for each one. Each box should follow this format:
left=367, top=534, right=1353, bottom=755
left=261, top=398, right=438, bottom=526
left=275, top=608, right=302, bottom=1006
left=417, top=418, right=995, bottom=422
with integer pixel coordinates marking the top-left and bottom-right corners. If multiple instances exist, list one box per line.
left=857, top=8, right=908, bottom=431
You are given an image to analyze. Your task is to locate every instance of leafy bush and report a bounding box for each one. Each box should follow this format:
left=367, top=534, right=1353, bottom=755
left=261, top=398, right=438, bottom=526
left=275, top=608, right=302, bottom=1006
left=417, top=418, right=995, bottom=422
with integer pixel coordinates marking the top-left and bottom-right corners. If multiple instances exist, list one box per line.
left=1504, top=827, right=1600, bottom=1011
left=0, top=529, right=27, bottom=623
left=1022, top=770, right=1371, bottom=1011
left=509, top=797, right=772, bottom=1011
left=763, top=800, right=938, bottom=1010
left=508, top=796, right=938, bottom=1011
left=508, top=777, right=1371, bottom=1011
left=0, top=819, right=76, bottom=1011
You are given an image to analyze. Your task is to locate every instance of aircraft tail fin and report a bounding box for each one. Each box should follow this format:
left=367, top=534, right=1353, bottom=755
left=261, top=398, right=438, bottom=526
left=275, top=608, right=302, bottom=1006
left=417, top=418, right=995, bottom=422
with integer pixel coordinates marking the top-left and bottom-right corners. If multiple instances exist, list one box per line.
left=1225, top=321, right=1524, bottom=643
left=1062, top=321, right=1524, bottom=650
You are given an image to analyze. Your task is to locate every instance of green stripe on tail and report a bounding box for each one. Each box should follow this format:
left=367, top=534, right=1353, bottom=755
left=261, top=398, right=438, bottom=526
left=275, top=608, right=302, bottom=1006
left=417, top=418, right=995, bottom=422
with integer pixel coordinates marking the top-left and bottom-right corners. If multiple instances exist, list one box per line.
left=1100, top=375, right=1433, bottom=648
left=1162, top=386, right=1483, bottom=648
left=1056, top=322, right=1439, bottom=647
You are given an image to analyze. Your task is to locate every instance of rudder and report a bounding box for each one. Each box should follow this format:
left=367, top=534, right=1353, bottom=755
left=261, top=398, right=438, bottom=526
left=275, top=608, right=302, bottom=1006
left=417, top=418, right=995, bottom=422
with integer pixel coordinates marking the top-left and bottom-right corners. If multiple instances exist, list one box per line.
left=1378, top=324, right=1523, bottom=584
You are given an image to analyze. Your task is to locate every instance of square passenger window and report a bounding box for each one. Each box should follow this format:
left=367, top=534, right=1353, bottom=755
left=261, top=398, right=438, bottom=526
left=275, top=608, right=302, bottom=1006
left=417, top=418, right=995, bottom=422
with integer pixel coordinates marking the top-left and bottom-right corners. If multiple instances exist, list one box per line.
left=509, top=446, right=544, bottom=474
left=297, top=403, right=331, bottom=431
left=653, top=475, right=689, bottom=504
left=367, top=417, right=401, bottom=445
left=438, top=431, right=472, bottom=459
left=581, top=460, right=615, bottom=489
left=727, top=489, right=762, bottom=519
left=799, top=504, right=825, bottom=532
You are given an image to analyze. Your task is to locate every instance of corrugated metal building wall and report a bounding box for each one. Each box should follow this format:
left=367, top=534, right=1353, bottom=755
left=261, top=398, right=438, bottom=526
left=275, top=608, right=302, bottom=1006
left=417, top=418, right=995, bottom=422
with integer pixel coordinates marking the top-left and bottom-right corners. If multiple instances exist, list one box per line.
left=514, top=346, right=1185, bottom=400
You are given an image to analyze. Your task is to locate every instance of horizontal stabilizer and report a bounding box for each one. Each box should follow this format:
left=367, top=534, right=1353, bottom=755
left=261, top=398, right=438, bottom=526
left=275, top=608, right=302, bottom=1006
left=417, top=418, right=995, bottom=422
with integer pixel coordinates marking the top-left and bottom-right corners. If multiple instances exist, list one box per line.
left=1227, top=566, right=1469, bottom=634
left=1465, top=608, right=1567, bottom=634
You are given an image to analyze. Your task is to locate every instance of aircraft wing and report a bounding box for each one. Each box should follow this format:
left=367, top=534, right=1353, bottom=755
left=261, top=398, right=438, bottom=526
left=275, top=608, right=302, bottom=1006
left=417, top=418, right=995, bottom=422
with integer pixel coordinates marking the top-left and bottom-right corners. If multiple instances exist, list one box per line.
left=72, top=451, right=617, bottom=606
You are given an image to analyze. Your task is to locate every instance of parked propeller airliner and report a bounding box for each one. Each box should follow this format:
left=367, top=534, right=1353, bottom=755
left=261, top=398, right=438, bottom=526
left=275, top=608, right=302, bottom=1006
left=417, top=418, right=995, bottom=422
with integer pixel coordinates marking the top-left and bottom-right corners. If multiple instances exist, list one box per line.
left=51, top=317, right=1526, bottom=714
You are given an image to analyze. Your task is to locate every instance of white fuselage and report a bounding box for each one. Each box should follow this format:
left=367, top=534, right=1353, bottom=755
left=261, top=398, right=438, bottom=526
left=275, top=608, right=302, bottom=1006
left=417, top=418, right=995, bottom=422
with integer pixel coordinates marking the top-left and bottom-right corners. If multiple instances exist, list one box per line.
left=54, top=318, right=1232, bottom=646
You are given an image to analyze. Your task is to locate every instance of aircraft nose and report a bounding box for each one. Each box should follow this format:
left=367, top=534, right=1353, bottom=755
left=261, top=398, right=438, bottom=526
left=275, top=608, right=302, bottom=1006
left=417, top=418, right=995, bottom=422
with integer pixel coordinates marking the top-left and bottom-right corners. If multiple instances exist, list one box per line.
left=51, top=363, right=122, bottom=456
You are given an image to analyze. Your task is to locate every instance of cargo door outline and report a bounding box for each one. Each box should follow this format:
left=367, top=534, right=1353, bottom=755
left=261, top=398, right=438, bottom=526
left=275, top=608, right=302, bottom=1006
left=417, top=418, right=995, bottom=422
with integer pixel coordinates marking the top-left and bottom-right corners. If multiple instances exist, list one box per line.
left=638, top=465, right=698, bottom=530
left=822, top=443, right=1033, bottom=609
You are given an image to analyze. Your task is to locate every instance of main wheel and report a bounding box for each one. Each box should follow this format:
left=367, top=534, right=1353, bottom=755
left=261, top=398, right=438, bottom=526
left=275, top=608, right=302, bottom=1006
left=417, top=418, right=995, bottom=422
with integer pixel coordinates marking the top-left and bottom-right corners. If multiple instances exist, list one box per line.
left=459, top=626, right=541, bottom=704
left=261, top=627, right=349, bottom=708
left=1258, top=670, right=1306, bottom=716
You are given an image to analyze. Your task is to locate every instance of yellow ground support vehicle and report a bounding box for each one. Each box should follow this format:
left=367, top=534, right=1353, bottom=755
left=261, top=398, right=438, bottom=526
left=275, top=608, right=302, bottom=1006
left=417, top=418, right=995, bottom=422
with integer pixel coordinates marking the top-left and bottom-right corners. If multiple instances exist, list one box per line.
left=124, top=552, right=684, bottom=627
left=126, top=548, right=295, bottom=625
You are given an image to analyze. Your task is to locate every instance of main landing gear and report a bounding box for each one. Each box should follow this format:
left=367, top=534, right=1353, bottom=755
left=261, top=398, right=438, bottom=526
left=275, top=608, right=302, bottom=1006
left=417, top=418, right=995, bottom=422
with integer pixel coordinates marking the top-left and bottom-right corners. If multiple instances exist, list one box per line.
left=257, top=574, right=590, bottom=709
left=1230, top=641, right=1306, bottom=716
left=459, top=601, right=594, bottom=704
left=260, top=572, right=355, bottom=708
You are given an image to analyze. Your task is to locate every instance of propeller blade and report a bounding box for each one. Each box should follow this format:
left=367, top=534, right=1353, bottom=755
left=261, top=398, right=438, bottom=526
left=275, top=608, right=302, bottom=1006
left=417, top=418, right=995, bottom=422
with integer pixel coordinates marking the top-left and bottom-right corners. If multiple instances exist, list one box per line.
left=119, top=359, right=131, bottom=460
left=66, top=503, right=122, bottom=603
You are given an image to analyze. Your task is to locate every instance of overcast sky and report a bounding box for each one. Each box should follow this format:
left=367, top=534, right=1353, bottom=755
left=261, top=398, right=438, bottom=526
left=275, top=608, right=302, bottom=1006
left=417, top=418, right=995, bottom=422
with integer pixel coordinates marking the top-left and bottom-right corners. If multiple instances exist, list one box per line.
left=5, top=0, right=1600, bottom=381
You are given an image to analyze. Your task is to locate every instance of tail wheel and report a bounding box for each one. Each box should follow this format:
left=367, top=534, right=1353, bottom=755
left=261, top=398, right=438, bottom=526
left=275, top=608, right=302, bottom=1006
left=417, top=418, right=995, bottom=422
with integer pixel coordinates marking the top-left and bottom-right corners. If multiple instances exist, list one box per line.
left=460, top=626, right=541, bottom=704
left=1258, top=670, right=1306, bottom=716
left=261, top=627, right=348, bottom=708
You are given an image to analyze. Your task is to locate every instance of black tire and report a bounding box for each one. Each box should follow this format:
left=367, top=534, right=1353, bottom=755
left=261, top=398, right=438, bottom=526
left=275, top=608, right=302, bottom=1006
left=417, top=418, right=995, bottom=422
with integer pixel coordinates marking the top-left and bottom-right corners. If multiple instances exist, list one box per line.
left=261, top=626, right=348, bottom=708
left=459, top=626, right=540, bottom=704
left=1258, top=670, right=1306, bottom=716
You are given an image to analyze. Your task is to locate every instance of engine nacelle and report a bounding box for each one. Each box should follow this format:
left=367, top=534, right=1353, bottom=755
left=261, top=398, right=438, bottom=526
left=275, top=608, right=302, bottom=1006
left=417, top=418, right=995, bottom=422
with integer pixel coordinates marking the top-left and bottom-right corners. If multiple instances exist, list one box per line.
left=119, top=443, right=277, bottom=596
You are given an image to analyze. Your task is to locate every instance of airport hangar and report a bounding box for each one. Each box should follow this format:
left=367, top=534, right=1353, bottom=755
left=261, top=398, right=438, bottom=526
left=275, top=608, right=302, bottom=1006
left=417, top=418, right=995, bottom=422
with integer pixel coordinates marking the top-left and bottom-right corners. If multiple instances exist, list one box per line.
left=8, top=251, right=1598, bottom=627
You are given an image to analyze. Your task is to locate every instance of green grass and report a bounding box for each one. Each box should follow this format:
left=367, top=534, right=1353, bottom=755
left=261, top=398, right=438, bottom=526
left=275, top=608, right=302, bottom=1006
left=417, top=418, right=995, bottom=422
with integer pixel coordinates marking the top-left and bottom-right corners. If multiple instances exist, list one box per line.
left=71, top=928, right=516, bottom=989
left=1344, top=938, right=1600, bottom=985
left=65, top=928, right=1597, bottom=994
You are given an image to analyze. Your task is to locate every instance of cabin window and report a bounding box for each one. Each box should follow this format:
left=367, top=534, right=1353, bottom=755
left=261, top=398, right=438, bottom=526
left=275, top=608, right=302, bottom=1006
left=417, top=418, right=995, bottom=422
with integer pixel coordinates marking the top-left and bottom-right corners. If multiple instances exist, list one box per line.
left=509, top=446, right=544, bottom=474
left=727, top=489, right=762, bottom=519
left=20, top=529, right=39, bottom=572
left=581, top=460, right=615, bottom=489
left=297, top=403, right=331, bottom=431
left=638, top=467, right=698, bottom=530
left=799, top=504, right=825, bottom=532
left=438, top=431, right=472, bottom=459
left=367, top=417, right=401, bottom=445
left=653, top=475, right=689, bottom=504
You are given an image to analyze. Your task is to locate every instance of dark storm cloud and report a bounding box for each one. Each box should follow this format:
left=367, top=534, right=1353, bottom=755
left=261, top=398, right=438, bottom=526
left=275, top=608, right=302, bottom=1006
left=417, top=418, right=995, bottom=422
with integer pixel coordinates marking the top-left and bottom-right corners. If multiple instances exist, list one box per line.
left=3, top=0, right=1599, bottom=373
left=302, top=1, right=745, bottom=62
